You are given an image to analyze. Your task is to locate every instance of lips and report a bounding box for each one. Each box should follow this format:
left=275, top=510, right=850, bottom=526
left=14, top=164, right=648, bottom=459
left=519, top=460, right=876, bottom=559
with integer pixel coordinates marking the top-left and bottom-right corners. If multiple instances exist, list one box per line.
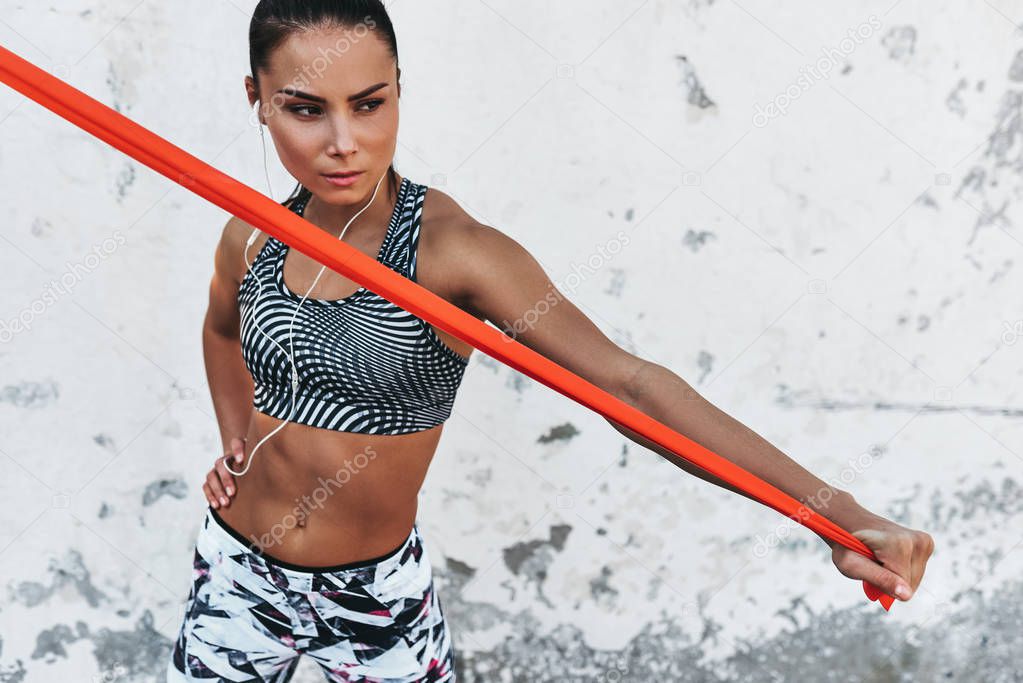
left=323, top=170, right=362, bottom=178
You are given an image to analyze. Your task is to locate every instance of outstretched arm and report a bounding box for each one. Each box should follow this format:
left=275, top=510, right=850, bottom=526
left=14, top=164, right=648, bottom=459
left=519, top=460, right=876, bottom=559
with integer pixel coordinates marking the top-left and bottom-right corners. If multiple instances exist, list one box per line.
left=610, top=362, right=933, bottom=602
left=613, top=362, right=865, bottom=537
left=444, top=217, right=933, bottom=603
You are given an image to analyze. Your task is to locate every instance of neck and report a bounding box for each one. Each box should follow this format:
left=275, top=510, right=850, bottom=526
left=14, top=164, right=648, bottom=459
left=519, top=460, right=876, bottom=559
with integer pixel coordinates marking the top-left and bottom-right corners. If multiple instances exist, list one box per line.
left=304, top=172, right=398, bottom=238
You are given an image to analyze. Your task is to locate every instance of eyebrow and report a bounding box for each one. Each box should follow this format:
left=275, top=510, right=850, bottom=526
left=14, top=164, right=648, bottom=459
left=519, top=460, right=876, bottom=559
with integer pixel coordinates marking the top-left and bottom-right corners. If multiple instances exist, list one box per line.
left=275, top=82, right=389, bottom=103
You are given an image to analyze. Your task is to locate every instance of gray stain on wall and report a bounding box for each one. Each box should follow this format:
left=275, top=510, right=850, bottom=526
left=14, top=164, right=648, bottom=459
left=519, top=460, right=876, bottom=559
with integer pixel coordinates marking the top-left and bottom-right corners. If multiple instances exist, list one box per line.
left=676, top=55, right=716, bottom=110
left=4, top=550, right=171, bottom=679
left=439, top=543, right=1022, bottom=681
left=605, top=267, right=625, bottom=297
left=773, top=384, right=1023, bottom=417
left=882, top=26, right=917, bottom=61
left=683, top=229, right=716, bottom=252
left=29, top=612, right=169, bottom=681
left=141, top=478, right=188, bottom=506
left=696, top=350, right=715, bottom=384
left=537, top=423, right=580, bottom=443
left=501, top=524, right=572, bottom=608
left=0, top=381, right=58, bottom=409
left=10, top=550, right=108, bottom=609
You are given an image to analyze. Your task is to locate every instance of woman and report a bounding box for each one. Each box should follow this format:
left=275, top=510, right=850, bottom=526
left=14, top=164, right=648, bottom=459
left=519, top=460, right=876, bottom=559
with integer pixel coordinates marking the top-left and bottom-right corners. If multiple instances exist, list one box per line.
left=169, top=1, right=934, bottom=681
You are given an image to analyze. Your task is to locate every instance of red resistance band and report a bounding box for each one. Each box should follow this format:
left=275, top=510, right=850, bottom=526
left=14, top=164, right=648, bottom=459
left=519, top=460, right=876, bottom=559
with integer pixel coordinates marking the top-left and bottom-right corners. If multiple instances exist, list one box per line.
left=0, top=43, right=894, bottom=611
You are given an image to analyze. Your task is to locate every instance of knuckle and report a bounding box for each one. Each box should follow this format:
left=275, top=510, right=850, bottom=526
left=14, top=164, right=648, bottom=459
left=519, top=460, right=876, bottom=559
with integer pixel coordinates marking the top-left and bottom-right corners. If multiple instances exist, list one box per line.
left=894, top=534, right=914, bottom=555
left=921, top=532, right=935, bottom=554
left=833, top=556, right=856, bottom=577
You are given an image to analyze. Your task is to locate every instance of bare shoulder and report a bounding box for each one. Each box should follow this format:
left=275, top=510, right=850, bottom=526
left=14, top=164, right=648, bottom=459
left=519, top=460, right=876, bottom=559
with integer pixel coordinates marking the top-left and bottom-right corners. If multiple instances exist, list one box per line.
left=419, top=186, right=507, bottom=313
left=420, top=186, right=490, bottom=243
left=417, top=184, right=645, bottom=397
left=420, top=188, right=519, bottom=264
left=216, top=216, right=260, bottom=287
left=216, top=198, right=292, bottom=286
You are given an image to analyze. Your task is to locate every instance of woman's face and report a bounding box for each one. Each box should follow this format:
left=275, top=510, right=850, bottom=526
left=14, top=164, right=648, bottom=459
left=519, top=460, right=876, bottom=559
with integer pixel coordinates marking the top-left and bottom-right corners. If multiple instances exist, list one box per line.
left=246, top=28, right=399, bottom=204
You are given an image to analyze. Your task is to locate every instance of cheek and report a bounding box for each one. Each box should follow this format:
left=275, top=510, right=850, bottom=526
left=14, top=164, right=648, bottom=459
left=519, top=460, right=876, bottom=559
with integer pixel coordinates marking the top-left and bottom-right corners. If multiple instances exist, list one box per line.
left=271, top=123, right=321, bottom=162
left=361, top=110, right=399, bottom=146
left=265, top=125, right=327, bottom=185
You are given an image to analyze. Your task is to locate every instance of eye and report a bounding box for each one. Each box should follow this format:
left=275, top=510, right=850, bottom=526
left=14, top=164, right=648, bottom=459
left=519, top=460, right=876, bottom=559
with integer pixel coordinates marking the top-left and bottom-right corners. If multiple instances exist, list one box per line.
left=288, top=104, right=321, bottom=117
left=358, top=99, right=385, bottom=113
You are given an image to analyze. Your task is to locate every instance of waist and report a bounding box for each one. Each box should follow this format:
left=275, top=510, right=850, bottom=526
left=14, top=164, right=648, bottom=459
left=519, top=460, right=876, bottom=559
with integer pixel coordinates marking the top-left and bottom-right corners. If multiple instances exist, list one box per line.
left=220, top=409, right=442, bottom=564
left=203, top=504, right=421, bottom=578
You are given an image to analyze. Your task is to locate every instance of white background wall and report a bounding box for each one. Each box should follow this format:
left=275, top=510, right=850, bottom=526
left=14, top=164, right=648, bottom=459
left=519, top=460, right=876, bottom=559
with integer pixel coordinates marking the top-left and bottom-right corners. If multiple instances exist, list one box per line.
left=1, top=1, right=1021, bottom=681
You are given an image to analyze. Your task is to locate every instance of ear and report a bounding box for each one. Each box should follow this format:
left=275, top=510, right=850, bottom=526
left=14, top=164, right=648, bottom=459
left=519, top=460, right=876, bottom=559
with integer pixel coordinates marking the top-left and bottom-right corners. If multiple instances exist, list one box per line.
left=244, top=76, right=265, bottom=123
left=396, top=67, right=402, bottom=98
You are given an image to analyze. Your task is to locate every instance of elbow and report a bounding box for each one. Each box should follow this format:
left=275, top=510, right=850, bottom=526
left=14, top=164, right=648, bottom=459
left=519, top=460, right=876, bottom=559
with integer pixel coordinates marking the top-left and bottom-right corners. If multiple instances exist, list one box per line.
left=619, top=360, right=651, bottom=406
left=622, top=361, right=701, bottom=408
left=609, top=361, right=700, bottom=446
left=619, top=360, right=660, bottom=403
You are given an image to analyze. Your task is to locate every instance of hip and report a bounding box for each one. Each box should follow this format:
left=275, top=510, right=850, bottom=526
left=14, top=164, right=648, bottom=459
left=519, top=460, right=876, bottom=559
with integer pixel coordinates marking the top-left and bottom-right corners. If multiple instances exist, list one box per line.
left=168, top=506, right=455, bottom=681
left=199, top=505, right=431, bottom=593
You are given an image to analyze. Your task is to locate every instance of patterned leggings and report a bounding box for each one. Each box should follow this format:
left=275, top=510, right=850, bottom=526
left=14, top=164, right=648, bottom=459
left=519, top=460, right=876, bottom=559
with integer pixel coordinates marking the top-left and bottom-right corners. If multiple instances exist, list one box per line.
left=166, top=506, right=456, bottom=682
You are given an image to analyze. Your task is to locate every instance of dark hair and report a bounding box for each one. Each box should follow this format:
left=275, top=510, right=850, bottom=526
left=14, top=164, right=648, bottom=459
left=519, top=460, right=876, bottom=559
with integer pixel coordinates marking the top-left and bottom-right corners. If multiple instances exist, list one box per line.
left=249, top=0, right=401, bottom=207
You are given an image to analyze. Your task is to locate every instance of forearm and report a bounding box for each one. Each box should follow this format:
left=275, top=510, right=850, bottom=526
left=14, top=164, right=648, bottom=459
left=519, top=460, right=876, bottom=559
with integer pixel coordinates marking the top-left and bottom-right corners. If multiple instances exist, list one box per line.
left=611, top=362, right=880, bottom=546
left=202, top=323, right=254, bottom=452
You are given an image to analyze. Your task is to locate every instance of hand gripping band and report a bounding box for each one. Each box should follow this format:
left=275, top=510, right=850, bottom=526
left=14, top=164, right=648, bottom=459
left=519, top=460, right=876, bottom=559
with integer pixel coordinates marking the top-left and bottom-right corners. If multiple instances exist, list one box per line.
left=0, top=44, right=895, bottom=611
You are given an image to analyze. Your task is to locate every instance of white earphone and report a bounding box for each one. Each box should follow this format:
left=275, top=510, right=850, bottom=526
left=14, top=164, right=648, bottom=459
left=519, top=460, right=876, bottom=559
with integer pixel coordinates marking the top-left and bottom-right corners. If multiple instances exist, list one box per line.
left=227, top=101, right=388, bottom=476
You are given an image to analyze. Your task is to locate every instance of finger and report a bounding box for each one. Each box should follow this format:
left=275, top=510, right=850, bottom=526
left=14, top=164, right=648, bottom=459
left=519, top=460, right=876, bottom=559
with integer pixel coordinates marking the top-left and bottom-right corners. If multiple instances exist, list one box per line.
left=910, top=541, right=922, bottom=591
left=206, top=469, right=229, bottom=507
left=852, top=529, right=914, bottom=594
left=894, top=534, right=920, bottom=592
left=202, top=482, right=219, bottom=509
left=898, top=534, right=918, bottom=591
left=838, top=549, right=912, bottom=600
left=906, top=532, right=926, bottom=590
left=912, top=532, right=935, bottom=590
left=214, top=456, right=237, bottom=497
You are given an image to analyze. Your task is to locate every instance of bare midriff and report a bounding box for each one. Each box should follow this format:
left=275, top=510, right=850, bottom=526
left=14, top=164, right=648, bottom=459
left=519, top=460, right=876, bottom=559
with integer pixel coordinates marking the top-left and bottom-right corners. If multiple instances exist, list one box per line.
left=217, top=410, right=447, bottom=568
left=220, top=179, right=477, bottom=569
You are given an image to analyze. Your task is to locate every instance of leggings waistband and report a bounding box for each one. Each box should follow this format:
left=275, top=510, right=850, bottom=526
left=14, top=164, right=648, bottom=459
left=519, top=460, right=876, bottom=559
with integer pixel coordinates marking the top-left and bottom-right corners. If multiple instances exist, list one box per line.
left=204, top=505, right=415, bottom=575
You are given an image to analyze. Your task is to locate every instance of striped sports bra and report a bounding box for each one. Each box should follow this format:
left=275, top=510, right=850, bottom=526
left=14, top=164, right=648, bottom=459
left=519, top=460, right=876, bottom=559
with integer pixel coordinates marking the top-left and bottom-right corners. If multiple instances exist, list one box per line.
left=237, top=176, right=470, bottom=435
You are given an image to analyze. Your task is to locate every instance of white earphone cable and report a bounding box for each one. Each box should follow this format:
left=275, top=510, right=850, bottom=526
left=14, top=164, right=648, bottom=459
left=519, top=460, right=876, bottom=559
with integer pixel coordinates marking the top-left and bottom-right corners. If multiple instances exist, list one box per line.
left=227, top=101, right=387, bottom=476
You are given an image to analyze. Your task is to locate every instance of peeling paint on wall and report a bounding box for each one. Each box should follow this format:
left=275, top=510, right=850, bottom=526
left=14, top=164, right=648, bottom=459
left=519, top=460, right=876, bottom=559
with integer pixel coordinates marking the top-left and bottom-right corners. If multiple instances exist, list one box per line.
left=3, top=3, right=1023, bottom=682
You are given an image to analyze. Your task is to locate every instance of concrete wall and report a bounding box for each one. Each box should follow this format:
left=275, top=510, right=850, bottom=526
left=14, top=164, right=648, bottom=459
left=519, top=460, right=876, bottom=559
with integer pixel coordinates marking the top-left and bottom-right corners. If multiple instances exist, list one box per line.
left=1, top=1, right=1021, bottom=681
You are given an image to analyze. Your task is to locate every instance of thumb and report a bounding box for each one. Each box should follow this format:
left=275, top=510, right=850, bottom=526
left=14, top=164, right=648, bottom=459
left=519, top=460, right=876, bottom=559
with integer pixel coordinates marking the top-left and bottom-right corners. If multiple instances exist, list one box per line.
left=230, top=437, right=246, bottom=462
left=837, top=546, right=912, bottom=600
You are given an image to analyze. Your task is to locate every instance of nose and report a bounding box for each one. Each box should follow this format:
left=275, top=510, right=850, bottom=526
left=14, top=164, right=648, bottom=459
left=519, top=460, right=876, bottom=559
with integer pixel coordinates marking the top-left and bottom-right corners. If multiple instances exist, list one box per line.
left=326, top=114, right=357, bottom=156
